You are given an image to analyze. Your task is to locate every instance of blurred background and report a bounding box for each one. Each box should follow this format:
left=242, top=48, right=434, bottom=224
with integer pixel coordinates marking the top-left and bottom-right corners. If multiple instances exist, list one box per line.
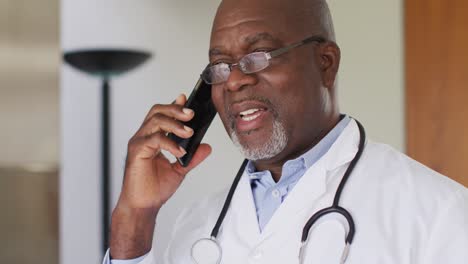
left=0, top=0, right=466, bottom=263
left=0, top=0, right=59, bottom=263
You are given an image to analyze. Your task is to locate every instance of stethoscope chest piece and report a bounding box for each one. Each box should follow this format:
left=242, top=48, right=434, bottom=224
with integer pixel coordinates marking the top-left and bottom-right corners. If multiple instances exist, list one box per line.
left=191, top=237, right=222, bottom=264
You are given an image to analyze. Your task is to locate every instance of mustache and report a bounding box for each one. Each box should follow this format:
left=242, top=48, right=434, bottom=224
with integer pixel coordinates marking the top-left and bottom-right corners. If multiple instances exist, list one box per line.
left=226, top=95, right=275, bottom=116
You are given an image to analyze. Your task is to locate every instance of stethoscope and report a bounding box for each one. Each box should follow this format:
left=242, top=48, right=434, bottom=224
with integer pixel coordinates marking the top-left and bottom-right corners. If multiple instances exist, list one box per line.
left=191, top=120, right=366, bottom=264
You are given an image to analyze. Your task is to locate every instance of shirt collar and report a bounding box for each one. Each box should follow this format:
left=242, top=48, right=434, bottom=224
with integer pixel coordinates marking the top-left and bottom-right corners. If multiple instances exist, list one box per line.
left=302, top=115, right=351, bottom=168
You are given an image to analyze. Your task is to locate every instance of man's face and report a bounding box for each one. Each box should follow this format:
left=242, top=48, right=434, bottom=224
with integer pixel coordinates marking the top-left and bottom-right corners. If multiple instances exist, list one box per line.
left=210, top=2, right=335, bottom=163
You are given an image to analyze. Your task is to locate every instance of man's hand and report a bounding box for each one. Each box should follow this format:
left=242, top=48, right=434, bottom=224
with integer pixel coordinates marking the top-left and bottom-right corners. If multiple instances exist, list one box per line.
left=109, top=94, right=212, bottom=259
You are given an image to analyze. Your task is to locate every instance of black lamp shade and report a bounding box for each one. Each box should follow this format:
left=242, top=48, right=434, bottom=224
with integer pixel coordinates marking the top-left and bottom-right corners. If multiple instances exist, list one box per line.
left=63, top=49, right=151, bottom=77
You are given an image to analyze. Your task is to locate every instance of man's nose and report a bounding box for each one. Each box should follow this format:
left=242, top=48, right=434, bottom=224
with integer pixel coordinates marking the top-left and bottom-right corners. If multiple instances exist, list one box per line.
left=225, top=67, right=258, bottom=92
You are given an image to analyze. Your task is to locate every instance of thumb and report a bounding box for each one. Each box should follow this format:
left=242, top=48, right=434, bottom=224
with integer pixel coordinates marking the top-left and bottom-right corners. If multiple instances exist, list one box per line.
left=173, top=93, right=187, bottom=106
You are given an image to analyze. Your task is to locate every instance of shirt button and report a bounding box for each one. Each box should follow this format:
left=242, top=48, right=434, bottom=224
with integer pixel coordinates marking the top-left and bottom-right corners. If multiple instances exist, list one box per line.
left=272, top=189, right=280, bottom=198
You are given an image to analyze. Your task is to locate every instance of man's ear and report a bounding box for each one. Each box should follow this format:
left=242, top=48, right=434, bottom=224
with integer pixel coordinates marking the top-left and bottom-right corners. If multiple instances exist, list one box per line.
left=318, top=42, right=341, bottom=89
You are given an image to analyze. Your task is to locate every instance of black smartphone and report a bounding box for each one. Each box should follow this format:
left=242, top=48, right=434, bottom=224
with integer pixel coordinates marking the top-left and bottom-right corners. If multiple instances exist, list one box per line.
left=168, top=78, right=217, bottom=167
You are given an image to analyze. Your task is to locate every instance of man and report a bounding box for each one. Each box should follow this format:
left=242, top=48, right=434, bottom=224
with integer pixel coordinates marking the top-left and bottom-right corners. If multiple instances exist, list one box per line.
left=104, top=0, right=468, bottom=263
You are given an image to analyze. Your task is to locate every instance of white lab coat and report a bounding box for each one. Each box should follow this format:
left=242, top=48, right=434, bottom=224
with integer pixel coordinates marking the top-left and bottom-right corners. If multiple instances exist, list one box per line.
left=106, top=120, right=468, bottom=264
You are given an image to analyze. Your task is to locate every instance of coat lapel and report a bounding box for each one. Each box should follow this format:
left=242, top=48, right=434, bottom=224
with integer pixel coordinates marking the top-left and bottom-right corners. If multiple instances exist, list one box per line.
left=221, top=171, right=261, bottom=246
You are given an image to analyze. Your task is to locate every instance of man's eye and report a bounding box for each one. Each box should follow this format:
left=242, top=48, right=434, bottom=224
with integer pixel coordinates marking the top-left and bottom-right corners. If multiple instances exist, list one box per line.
left=211, top=61, right=229, bottom=66
left=252, top=47, right=273, bottom=53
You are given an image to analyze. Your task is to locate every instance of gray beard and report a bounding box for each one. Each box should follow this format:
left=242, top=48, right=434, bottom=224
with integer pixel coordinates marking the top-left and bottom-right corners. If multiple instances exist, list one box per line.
left=230, top=119, right=288, bottom=161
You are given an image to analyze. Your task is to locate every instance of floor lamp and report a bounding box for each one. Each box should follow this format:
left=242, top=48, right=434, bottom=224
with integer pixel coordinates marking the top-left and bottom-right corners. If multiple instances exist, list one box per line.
left=63, top=49, right=151, bottom=253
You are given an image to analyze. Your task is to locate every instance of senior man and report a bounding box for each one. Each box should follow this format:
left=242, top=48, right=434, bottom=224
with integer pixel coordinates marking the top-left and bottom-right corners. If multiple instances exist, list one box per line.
left=104, top=0, right=468, bottom=263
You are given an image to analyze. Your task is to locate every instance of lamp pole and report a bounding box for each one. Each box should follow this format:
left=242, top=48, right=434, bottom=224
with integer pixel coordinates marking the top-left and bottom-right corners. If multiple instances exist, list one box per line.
left=101, top=77, right=111, bottom=250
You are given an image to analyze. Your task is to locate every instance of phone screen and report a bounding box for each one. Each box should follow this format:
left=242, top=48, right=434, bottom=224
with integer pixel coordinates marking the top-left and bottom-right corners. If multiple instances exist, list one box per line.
left=168, top=78, right=217, bottom=167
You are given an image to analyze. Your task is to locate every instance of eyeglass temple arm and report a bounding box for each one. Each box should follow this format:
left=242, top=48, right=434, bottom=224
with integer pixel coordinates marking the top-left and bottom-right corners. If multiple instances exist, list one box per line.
left=268, top=36, right=326, bottom=59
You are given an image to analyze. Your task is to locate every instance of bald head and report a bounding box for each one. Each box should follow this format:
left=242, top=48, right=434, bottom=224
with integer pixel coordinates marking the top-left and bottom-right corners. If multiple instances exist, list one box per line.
left=213, top=0, right=336, bottom=42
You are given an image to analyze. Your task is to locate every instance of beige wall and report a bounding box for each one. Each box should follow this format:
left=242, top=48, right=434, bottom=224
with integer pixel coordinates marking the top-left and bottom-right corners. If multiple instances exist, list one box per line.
left=0, top=0, right=59, bottom=167
left=0, top=1, right=59, bottom=264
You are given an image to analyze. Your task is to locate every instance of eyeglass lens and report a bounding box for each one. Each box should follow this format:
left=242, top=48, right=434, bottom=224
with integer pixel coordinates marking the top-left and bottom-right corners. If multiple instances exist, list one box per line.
left=203, top=52, right=269, bottom=84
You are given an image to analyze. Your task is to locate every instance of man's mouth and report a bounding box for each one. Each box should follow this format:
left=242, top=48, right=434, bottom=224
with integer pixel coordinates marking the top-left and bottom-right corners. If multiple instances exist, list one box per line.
left=228, top=97, right=276, bottom=134
left=234, top=107, right=270, bottom=133
left=239, top=108, right=266, bottom=121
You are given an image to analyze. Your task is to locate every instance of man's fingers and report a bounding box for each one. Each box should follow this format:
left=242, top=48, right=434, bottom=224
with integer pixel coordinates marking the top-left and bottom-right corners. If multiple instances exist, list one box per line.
left=129, top=132, right=187, bottom=160
left=143, top=104, right=194, bottom=124
left=136, top=114, right=194, bottom=139
left=173, top=143, right=212, bottom=175
left=143, top=94, right=190, bottom=122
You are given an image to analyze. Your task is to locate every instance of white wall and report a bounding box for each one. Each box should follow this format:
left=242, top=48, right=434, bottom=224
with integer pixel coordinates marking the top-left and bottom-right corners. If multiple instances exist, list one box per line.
left=60, top=1, right=226, bottom=263
left=60, top=0, right=403, bottom=263
left=329, top=0, right=404, bottom=150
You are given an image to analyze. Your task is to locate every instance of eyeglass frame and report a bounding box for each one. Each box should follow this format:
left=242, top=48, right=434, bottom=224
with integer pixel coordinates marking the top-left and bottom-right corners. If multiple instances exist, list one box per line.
left=201, top=35, right=327, bottom=85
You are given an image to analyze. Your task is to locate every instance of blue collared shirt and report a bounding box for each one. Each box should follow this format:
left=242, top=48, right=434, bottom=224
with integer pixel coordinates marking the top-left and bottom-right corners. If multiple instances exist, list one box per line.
left=246, top=115, right=350, bottom=231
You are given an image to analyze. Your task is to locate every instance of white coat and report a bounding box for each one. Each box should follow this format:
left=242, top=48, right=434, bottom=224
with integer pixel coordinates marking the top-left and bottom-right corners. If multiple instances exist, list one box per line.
left=109, top=120, right=468, bottom=264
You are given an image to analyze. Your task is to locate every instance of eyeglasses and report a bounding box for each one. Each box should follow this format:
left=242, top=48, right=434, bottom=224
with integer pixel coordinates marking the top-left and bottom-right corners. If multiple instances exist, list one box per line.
left=201, top=35, right=326, bottom=85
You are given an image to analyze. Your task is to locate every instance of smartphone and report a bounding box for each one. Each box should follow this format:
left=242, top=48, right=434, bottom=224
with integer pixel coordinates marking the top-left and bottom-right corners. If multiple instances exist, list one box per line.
left=168, top=78, right=217, bottom=167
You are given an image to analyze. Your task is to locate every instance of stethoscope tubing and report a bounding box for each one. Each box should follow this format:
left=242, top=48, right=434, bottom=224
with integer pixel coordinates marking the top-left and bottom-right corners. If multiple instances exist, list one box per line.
left=201, top=118, right=366, bottom=264
left=301, top=120, right=365, bottom=245
left=210, top=159, right=248, bottom=238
